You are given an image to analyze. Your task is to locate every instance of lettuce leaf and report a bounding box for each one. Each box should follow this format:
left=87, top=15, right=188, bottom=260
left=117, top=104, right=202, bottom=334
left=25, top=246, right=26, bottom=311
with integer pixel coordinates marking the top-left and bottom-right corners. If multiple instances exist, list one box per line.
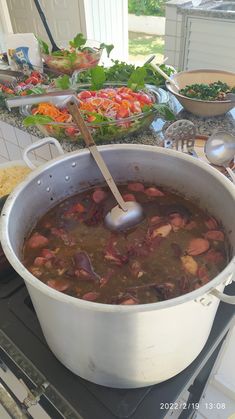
left=69, top=33, right=86, bottom=49
left=37, top=37, right=49, bottom=54
left=90, top=66, right=106, bottom=90
left=127, top=67, right=147, bottom=91
left=23, top=115, right=53, bottom=126
left=100, top=43, right=114, bottom=57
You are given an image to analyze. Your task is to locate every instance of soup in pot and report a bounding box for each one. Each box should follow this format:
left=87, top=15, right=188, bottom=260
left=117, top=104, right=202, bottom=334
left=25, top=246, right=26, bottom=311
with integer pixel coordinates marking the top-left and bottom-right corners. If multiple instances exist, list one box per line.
left=23, top=182, right=229, bottom=304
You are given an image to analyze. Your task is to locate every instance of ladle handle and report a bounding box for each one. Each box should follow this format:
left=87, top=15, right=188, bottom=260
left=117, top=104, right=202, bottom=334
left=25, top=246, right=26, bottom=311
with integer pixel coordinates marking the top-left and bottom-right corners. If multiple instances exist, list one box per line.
left=34, top=0, right=59, bottom=52
left=226, top=166, right=235, bottom=184
left=150, top=62, right=178, bottom=89
left=67, top=101, right=128, bottom=212
left=67, top=101, right=96, bottom=148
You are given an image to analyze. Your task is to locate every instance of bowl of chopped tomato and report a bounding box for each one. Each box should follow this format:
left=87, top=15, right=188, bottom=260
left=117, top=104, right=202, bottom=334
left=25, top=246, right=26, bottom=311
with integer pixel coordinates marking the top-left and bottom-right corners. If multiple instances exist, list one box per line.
left=22, top=84, right=171, bottom=143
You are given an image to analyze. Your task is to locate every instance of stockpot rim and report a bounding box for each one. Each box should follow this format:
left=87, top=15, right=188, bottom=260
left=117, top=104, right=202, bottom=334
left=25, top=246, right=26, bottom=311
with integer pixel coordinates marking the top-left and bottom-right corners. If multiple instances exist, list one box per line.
left=1, top=144, right=235, bottom=313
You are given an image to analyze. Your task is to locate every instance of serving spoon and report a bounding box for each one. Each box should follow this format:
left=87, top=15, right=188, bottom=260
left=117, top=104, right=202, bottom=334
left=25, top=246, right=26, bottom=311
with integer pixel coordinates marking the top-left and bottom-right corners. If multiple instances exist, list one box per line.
left=34, top=0, right=60, bottom=52
left=204, top=130, right=235, bottom=183
left=150, top=62, right=179, bottom=90
left=67, top=100, right=144, bottom=231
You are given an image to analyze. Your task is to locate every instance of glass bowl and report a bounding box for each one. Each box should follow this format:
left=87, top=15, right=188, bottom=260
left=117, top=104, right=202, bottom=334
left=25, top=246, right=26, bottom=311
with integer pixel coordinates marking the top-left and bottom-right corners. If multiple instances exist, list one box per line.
left=21, top=85, right=169, bottom=143
left=42, top=49, right=102, bottom=75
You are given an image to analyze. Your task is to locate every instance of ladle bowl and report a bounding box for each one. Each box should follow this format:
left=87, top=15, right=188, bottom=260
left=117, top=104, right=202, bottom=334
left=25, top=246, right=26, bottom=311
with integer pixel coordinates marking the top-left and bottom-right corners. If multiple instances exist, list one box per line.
left=204, top=130, right=235, bottom=183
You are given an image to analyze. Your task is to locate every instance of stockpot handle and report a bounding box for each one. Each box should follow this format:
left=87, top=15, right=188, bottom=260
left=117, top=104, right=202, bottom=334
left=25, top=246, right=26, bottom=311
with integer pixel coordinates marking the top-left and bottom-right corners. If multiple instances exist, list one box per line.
left=23, top=137, right=64, bottom=169
left=209, top=271, right=235, bottom=304
left=209, top=289, right=235, bottom=305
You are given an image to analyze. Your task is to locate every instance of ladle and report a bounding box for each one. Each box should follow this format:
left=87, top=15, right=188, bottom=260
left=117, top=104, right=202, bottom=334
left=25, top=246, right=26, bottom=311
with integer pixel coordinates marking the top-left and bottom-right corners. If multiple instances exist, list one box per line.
left=67, top=100, right=144, bottom=231
left=204, top=130, right=235, bottom=183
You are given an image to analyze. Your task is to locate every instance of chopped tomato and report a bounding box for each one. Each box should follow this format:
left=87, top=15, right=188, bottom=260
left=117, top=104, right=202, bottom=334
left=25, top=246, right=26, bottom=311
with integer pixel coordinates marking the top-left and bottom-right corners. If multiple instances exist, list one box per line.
left=78, top=90, right=92, bottom=100
left=65, top=127, right=77, bottom=136
left=117, top=106, right=130, bottom=118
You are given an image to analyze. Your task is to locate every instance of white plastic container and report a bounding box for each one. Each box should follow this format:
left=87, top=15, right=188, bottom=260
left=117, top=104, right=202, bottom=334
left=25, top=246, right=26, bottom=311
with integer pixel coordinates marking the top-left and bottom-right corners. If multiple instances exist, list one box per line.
left=5, top=33, right=43, bottom=72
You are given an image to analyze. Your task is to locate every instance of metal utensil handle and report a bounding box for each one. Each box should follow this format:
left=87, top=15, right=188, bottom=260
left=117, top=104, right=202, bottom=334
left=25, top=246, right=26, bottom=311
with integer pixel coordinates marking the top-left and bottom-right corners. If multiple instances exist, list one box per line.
left=23, top=137, right=64, bottom=169
left=144, top=55, right=155, bottom=65
left=226, top=166, right=235, bottom=184
left=33, top=0, right=59, bottom=52
left=6, top=89, right=76, bottom=109
left=150, top=62, right=178, bottom=89
left=210, top=288, right=235, bottom=305
left=67, top=101, right=128, bottom=212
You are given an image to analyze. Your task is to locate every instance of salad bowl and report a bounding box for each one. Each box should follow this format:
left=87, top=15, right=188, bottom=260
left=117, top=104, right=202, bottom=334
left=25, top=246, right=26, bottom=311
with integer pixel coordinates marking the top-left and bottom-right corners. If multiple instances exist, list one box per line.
left=42, top=48, right=102, bottom=75
left=166, top=69, right=235, bottom=117
left=39, top=34, right=113, bottom=76
left=22, top=84, right=170, bottom=143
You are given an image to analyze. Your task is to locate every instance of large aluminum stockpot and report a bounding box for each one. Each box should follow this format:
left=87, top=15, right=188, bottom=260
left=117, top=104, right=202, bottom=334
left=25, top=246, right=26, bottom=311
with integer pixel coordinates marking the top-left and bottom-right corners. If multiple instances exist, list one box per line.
left=1, top=138, right=235, bottom=389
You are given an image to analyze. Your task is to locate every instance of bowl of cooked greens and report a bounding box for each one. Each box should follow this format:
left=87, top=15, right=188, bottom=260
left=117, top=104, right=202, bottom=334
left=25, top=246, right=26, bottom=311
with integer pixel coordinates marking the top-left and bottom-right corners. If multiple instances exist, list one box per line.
left=165, top=69, right=235, bottom=117
left=22, top=84, right=173, bottom=143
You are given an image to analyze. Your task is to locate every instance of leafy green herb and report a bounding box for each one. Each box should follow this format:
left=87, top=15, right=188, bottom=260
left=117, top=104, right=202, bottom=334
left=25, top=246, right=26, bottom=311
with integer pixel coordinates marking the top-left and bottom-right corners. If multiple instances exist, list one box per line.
left=90, top=66, right=106, bottom=90
left=37, top=37, right=49, bottom=54
left=26, top=87, right=45, bottom=95
left=55, top=75, right=71, bottom=90
left=69, top=33, right=86, bottom=49
left=68, top=51, right=78, bottom=65
left=152, top=104, right=175, bottom=120
left=100, top=43, right=114, bottom=57
left=50, top=50, right=66, bottom=56
left=179, top=81, right=233, bottom=101
left=23, top=115, right=53, bottom=127
left=76, top=60, right=175, bottom=89
left=127, top=67, right=147, bottom=91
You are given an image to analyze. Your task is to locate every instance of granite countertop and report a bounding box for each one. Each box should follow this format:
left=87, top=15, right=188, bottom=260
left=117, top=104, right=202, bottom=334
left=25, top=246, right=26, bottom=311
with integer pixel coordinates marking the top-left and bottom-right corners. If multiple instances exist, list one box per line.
left=168, top=0, right=235, bottom=19
left=1, top=94, right=235, bottom=152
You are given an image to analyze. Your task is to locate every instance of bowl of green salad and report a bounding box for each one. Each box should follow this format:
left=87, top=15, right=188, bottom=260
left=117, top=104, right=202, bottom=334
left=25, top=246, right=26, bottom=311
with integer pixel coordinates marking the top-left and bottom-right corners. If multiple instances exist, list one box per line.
left=165, top=69, right=235, bottom=117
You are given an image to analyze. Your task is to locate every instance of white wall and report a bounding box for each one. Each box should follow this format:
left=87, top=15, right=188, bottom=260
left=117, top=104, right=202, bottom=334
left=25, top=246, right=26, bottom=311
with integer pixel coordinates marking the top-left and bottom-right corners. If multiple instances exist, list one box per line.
left=0, top=0, right=12, bottom=52
left=164, top=3, right=184, bottom=69
left=5, top=0, right=87, bottom=48
left=128, top=14, right=165, bottom=36
left=83, top=0, right=128, bottom=62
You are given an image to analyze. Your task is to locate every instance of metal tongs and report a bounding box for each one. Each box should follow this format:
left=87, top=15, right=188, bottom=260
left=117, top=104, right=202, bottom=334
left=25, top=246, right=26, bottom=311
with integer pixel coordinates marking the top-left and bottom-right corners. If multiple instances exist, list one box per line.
left=5, top=89, right=77, bottom=110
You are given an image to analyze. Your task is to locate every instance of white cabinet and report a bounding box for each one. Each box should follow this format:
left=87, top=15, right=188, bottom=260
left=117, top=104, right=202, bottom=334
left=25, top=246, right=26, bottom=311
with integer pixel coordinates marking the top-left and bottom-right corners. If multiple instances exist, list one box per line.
left=183, top=16, right=235, bottom=71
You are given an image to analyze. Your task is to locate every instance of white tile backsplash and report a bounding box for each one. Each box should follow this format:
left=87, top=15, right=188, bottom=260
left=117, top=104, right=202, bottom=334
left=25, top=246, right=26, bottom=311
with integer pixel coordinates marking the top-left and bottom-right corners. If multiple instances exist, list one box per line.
left=15, top=128, right=32, bottom=149
left=34, top=144, right=52, bottom=160
left=0, top=137, right=9, bottom=159
left=165, top=5, right=177, bottom=20
left=0, top=120, right=53, bottom=163
left=50, top=144, right=62, bottom=159
left=165, top=35, right=176, bottom=51
left=0, top=155, right=8, bottom=164
left=5, top=141, right=22, bottom=160
left=31, top=135, right=42, bottom=144
left=165, top=20, right=177, bottom=36
left=0, top=121, right=18, bottom=145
